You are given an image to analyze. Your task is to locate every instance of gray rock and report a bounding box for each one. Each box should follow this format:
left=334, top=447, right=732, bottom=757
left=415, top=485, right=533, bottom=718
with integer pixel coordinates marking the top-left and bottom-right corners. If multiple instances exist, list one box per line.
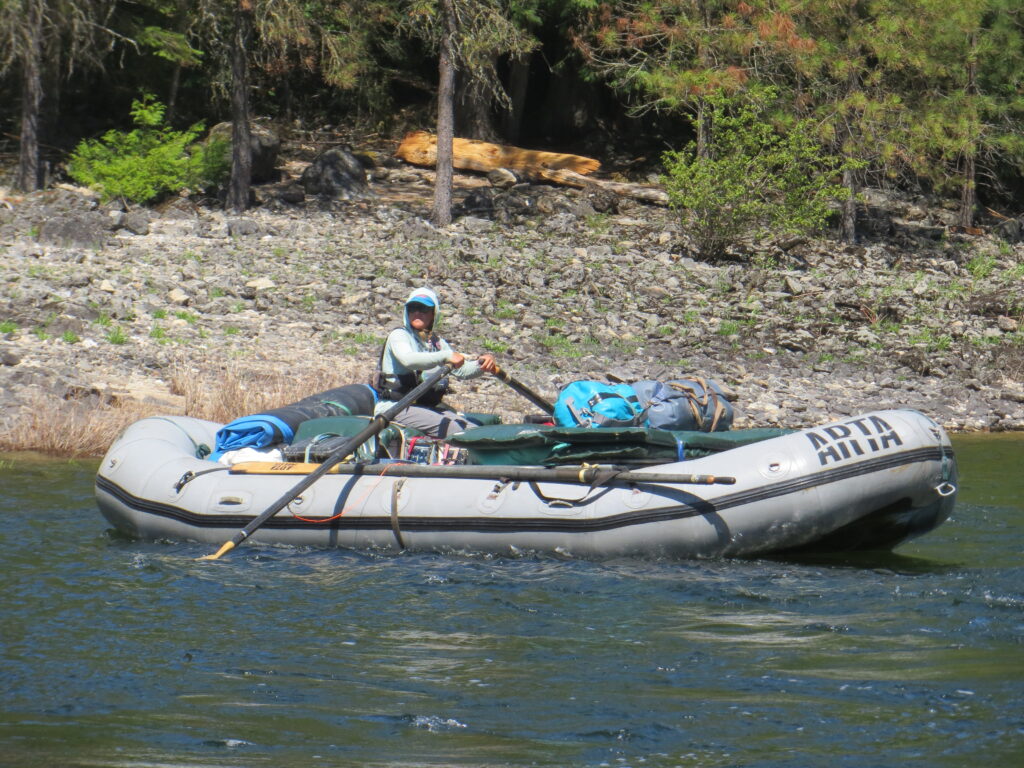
left=122, top=210, right=151, bottom=235
left=37, top=214, right=108, bottom=248
left=208, top=122, right=281, bottom=183
left=299, top=148, right=368, bottom=199
left=227, top=218, right=260, bottom=237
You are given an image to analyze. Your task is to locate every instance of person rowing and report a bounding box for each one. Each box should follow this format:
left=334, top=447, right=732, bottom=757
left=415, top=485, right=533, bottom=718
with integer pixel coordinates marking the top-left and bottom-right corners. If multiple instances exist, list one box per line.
left=372, top=287, right=498, bottom=437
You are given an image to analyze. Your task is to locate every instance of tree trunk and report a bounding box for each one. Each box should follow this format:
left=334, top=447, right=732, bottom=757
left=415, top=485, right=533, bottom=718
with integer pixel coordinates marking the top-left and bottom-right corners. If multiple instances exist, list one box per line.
left=838, top=64, right=863, bottom=244
left=533, top=168, right=668, bottom=205
left=502, top=53, right=531, bottom=144
left=959, top=32, right=978, bottom=228
left=166, top=0, right=190, bottom=123
left=167, top=65, right=182, bottom=123
left=16, top=0, right=44, bottom=192
left=695, top=0, right=712, bottom=160
left=841, top=165, right=857, bottom=243
left=227, top=0, right=253, bottom=213
left=432, top=0, right=457, bottom=228
left=960, top=153, right=976, bottom=229
left=695, top=97, right=712, bottom=160
left=456, top=55, right=499, bottom=142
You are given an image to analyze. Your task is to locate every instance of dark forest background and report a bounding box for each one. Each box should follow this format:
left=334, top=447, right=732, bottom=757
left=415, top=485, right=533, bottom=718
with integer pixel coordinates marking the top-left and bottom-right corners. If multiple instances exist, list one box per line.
left=2, top=1, right=1022, bottom=235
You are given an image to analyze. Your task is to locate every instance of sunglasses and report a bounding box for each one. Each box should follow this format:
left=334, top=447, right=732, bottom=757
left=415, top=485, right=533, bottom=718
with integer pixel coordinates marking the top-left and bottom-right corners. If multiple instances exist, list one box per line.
left=407, top=302, right=434, bottom=313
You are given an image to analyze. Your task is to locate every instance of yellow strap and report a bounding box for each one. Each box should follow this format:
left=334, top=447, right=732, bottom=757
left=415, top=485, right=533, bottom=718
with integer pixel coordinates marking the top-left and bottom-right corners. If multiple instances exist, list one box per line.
left=230, top=461, right=326, bottom=475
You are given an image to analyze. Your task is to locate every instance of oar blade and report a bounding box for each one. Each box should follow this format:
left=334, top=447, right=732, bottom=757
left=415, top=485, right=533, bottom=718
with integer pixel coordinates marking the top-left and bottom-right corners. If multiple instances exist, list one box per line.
left=197, top=540, right=236, bottom=561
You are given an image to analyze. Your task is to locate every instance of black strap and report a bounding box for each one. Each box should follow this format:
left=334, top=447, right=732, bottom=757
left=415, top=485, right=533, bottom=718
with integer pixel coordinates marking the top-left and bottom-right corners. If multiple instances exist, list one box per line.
left=173, top=465, right=229, bottom=492
left=527, top=469, right=620, bottom=506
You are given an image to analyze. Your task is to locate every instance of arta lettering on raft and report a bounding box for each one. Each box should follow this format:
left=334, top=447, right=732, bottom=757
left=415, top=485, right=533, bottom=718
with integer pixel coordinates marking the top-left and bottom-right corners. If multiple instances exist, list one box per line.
left=804, top=415, right=903, bottom=466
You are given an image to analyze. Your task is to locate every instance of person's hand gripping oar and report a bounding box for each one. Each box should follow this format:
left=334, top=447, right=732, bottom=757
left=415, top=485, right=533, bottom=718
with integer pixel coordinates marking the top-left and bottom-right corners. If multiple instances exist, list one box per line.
left=199, top=364, right=454, bottom=561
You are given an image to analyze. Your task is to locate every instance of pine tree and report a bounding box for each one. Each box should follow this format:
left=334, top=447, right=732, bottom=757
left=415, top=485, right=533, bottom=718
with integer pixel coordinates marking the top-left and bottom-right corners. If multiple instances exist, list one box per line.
left=900, top=0, right=1024, bottom=225
left=0, top=0, right=116, bottom=191
left=401, top=0, right=533, bottom=227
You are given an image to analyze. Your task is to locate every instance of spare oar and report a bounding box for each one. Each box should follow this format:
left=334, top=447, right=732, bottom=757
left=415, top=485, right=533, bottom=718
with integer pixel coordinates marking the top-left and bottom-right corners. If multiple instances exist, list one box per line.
left=492, top=364, right=554, bottom=415
left=199, top=364, right=453, bottom=560
left=228, top=460, right=736, bottom=486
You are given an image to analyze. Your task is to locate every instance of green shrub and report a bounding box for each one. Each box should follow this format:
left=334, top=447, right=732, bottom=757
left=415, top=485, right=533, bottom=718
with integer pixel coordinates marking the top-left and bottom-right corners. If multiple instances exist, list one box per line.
left=663, top=91, right=853, bottom=260
left=68, top=95, right=229, bottom=204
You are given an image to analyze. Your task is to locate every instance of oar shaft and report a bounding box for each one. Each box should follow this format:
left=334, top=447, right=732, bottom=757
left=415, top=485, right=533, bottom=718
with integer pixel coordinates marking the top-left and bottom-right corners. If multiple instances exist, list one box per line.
left=231, top=460, right=735, bottom=486
left=201, top=365, right=453, bottom=559
left=493, top=366, right=554, bottom=415
left=227, top=417, right=387, bottom=547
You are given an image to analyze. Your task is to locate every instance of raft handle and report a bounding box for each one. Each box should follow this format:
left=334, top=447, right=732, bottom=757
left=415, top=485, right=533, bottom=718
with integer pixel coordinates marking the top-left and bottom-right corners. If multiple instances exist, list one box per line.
left=935, top=482, right=957, bottom=498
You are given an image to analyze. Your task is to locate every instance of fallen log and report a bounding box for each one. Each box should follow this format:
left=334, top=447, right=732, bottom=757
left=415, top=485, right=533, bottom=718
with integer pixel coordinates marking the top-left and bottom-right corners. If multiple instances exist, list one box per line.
left=534, top=167, right=669, bottom=206
left=395, top=130, right=600, bottom=175
left=394, top=131, right=668, bottom=206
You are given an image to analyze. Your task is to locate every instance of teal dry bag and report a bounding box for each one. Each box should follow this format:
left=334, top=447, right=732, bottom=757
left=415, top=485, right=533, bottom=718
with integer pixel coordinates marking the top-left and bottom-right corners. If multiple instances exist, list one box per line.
left=552, top=380, right=646, bottom=429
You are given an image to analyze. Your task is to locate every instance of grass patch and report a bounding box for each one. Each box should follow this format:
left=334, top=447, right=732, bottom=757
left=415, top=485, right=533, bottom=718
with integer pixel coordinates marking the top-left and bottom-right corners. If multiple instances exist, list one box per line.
left=0, top=393, right=158, bottom=457
left=0, top=361, right=367, bottom=457
left=481, top=339, right=508, bottom=354
left=908, top=328, right=953, bottom=352
left=539, top=332, right=599, bottom=358
left=494, top=300, right=518, bottom=320
left=966, top=253, right=997, bottom=280
left=343, top=331, right=385, bottom=346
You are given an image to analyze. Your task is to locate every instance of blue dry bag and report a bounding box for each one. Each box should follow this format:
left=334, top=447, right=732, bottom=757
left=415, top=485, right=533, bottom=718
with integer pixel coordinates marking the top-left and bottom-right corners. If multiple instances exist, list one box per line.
left=553, top=380, right=646, bottom=429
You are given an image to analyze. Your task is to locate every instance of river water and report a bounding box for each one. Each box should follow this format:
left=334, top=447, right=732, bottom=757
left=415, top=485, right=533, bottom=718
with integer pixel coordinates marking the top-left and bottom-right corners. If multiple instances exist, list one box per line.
left=1, top=434, right=1022, bottom=768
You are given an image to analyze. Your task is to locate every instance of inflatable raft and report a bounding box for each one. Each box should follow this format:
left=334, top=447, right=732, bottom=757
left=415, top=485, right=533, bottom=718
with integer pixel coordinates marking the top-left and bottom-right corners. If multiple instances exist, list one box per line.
left=94, top=408, right=957, bottom=559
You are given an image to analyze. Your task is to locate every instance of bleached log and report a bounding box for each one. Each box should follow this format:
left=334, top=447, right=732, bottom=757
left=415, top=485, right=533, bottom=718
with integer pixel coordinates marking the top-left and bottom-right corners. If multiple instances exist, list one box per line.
left=534, top=167, right=669, bottom=206
left=395, top=130, right=600, bottom=175
left=395, top=130, right=669, bottom=206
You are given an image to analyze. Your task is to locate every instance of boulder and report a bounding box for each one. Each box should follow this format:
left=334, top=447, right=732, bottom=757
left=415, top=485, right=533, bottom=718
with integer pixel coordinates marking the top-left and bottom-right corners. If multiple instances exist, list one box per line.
left=208, top=122, right=281, bottom=183
left=299, top=148, right=368, bottom=199
left=37, top=213, right=108, bottom=248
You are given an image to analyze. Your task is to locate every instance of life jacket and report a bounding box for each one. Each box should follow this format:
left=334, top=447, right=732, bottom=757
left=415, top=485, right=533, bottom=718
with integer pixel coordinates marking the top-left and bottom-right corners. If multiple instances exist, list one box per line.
left=371, top=328, right=449, bottom=407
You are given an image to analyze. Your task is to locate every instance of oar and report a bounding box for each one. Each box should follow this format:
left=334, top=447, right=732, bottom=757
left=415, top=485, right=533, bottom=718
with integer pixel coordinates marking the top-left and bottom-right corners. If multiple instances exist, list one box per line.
left=492, top=364, right=554, bottom=415
left=228, top=460, right=736, bottom=486
left=199, top=364, right=453, bottom=560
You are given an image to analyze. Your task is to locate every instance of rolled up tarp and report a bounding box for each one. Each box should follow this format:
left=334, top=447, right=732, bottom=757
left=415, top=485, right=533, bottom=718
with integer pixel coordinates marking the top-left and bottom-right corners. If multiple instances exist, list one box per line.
left=210, top=383, right=377, bottom=460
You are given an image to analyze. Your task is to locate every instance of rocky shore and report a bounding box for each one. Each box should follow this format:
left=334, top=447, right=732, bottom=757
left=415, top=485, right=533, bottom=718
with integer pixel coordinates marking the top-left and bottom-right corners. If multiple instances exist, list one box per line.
left=2, top=152, right=1023, bottom=452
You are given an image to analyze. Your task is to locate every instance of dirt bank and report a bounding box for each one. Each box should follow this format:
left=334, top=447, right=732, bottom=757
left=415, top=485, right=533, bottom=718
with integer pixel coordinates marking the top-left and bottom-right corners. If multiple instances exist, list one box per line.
left=2, top=155, right=1022, bottom=455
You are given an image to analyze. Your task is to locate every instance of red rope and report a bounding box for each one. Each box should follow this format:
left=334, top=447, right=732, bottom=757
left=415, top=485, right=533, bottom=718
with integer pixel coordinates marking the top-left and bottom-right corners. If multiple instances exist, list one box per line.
left=287, top=463, right=397, bottom=523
